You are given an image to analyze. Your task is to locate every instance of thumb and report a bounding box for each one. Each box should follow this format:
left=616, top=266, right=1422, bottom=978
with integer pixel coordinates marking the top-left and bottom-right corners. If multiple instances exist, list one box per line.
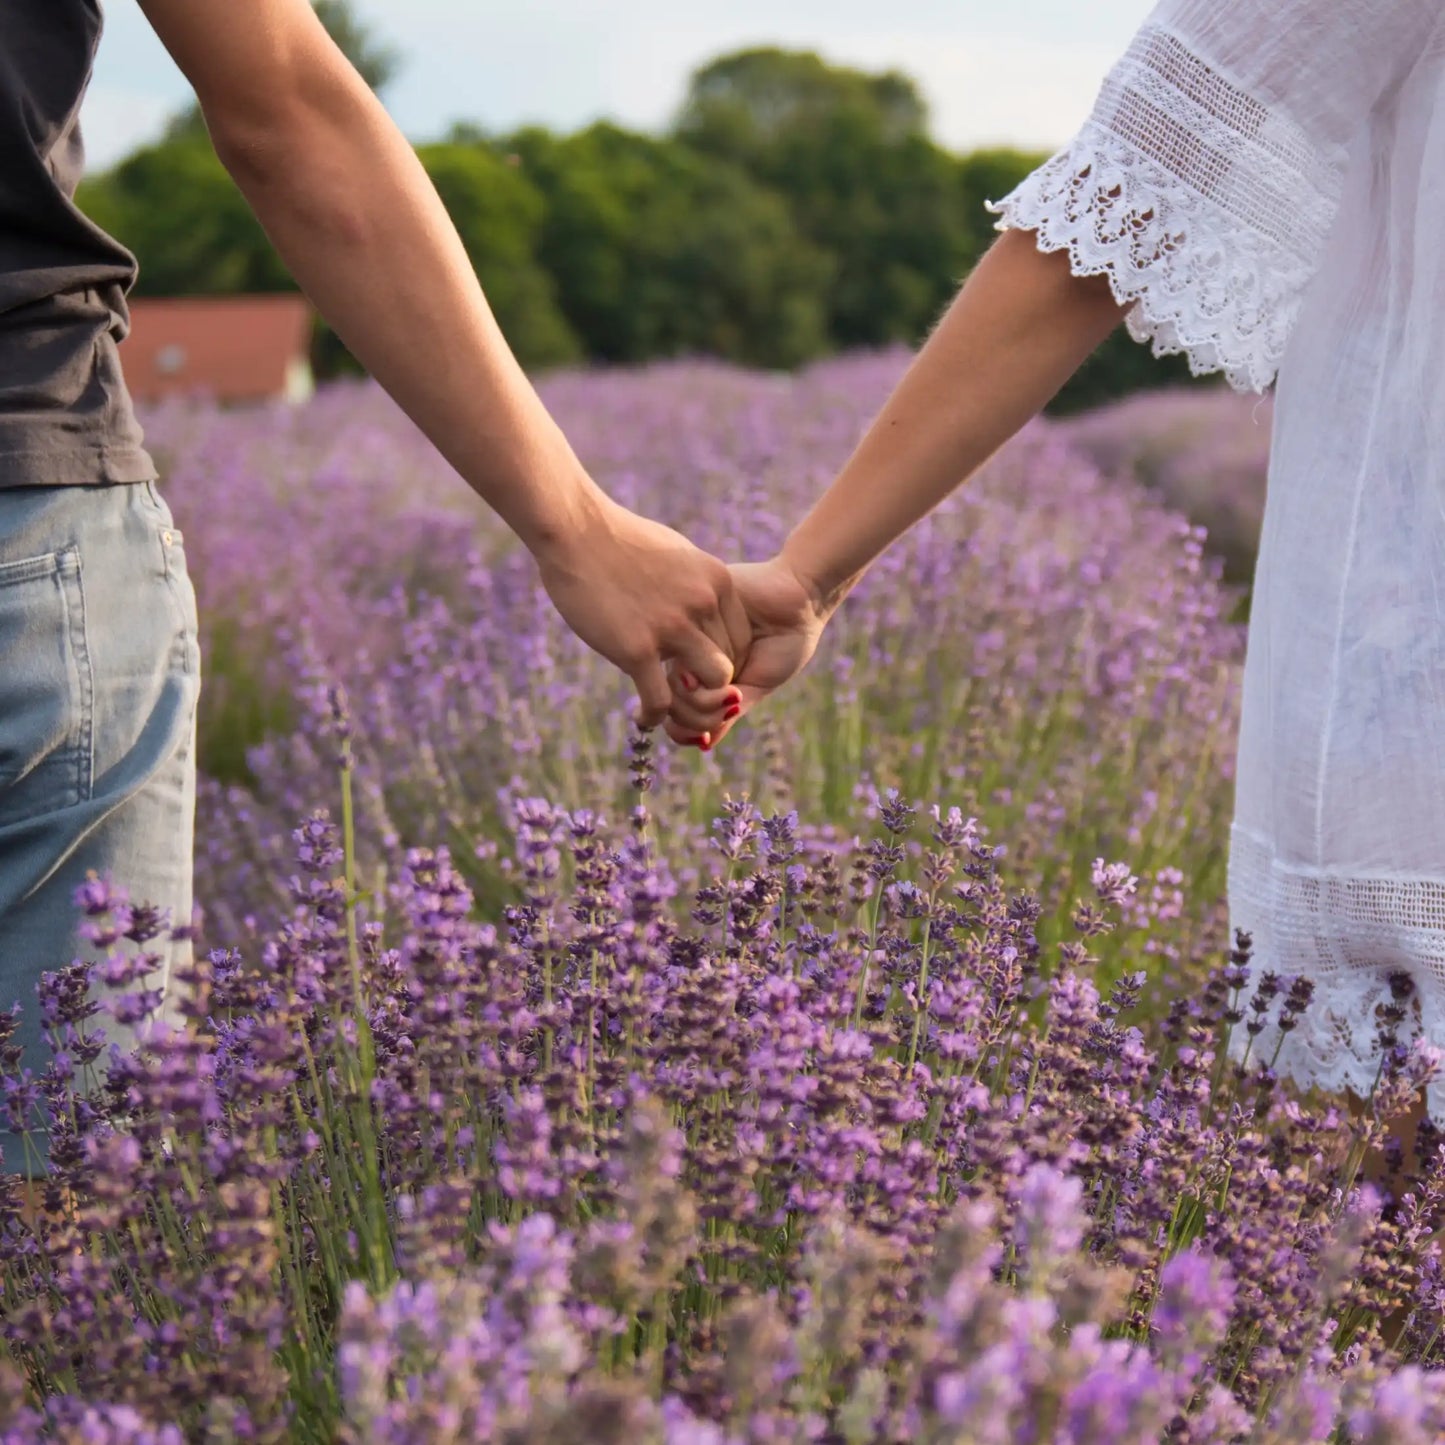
left=630, top=658, right=673, bottom=730
left=672, top=631, right=734, bottom=692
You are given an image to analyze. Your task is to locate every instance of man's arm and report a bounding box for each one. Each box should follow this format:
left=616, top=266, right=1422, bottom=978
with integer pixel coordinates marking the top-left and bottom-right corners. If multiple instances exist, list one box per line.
left=137, top=0, right=593, bottom=552
left=135, top=0, right=746, bottom=719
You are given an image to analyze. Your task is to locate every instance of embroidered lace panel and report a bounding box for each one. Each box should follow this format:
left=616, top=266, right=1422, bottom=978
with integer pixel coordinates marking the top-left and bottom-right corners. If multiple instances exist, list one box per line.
left=985, top=25, right=1343, bottom=394
left=1226, top=825, right=1445, bottom=1119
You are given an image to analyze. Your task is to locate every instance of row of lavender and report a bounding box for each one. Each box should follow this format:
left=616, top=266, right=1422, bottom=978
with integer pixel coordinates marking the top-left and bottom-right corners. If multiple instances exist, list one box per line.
left=1057, top=385, right=1271, bottom=588
left=171, top=355, right=1245, bottom=981
left=5, top=358, right=1431, bottom=1443
left=5, top=772, right=1442, bottom=1441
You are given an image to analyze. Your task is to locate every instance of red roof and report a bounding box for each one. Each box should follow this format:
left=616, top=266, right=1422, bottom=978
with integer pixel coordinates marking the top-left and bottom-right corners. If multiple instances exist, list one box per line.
left=122, top=294, right=314, bottom=404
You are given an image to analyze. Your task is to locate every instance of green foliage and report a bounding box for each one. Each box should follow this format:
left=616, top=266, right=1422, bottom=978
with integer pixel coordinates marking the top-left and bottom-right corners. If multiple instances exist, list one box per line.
left=76, top=136, right=579, bottom=375
left=76, top=137, right=292, bottom=296
left=79, top=26, right=1220, bottom=406
left=415, top=143, right=581, bottom=368
left=1047, top=331, right=1206, bottom=417
left=676, top=48, right=972, bottom=349
left=311, top=0, right=402, bottom=93
left=510, top=123, right=833, bottom=368
left=196, top=615, right=296, bottom=787
left=676, top=46, right=929, bottom=155
left=953, top=147, right=1050, bottom=265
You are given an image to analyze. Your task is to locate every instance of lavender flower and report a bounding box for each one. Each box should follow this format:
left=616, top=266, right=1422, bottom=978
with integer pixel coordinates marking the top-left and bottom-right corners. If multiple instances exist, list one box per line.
left=2, top=361, right=1435, bottom=1440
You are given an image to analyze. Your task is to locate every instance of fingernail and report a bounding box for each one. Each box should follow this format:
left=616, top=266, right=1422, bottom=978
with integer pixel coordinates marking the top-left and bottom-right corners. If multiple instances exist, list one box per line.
left=681, top=672, right=698, bottom=693
left=724, top=704, right=741, bottom=721
left=698, top=733, right=713, bottom=752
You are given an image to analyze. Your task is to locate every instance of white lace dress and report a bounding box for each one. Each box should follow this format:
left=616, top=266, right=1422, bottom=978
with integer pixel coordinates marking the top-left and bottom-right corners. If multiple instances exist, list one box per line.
left=987, top=0, right=1445, bottom=1113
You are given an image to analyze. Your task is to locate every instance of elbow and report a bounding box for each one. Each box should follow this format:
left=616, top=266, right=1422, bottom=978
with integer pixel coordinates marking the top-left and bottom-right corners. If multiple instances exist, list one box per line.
left=204, top=45, right=365, bottom=182
left=203, top=69, right=302, bottom=183
left=206, top=74, right=374, bottom=244
left=208, top=110, right=291, bottom=191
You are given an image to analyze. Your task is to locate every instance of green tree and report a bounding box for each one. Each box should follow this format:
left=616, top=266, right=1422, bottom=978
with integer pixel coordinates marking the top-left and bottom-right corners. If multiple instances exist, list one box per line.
left=79, top=20, right=1223, bottom=407
left=77, top=136, right=291, bottom=296
left=78, top=5, right=582, bottom=376
left=953, top=147, right=1048, bottom=266
left=676, top=52, right=1212, bottom=407
left=510, top=123, right=833, bottom=369
left=106, top=0, right=400, bottom=371
left=79, top=135, right=581, bottom=373
left=676, top=48, right=970, bottom=349
left=677, top=48, right=927, bottom=159
left=415, top=143, right=580, bottom=368
left=1047, top=330, right=1209, bottom=416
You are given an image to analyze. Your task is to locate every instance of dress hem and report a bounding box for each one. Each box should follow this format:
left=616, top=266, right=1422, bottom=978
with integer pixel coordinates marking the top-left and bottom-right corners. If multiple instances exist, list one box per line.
left=1227, top=823, right=1445, bottom=1120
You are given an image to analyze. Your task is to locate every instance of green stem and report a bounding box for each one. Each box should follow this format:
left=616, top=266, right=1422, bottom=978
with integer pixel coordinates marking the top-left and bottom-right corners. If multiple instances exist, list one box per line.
left=852, top=882, right=887, bottom=1030
left=906, top=917, right=935, bottom=1074
left=339, top=743, right=362, bottom=994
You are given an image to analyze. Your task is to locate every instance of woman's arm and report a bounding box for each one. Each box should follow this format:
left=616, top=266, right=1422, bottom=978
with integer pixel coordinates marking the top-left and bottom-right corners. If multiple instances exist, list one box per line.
left=773, top=0, right=1437, bottom=614
left=784, top=227, right=1128, bottom=610
left=136, top=0, right=747, bottom=722
left=666, top=229, right=1130, bottom=747
left=669, top=0, right=1439, bottom=751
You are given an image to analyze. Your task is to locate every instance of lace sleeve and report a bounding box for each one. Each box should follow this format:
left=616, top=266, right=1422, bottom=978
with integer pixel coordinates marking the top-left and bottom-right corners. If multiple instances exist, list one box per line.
left=985, top=15, right=1413, bottom=393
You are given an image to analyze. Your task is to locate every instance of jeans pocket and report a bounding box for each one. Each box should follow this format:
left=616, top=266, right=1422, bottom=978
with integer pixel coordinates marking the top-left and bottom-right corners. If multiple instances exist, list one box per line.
left=141, top=480, right=180, bottom=537
left=141, top=481, right=198, bottom=674
left=159, top=532, right=199, bottom=678
left=0, top=547, right=94, bottom=826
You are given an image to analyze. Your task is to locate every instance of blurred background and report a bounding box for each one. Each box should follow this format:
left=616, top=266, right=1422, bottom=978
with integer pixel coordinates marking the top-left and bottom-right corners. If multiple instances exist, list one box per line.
left=78, top=1, right=1269, bottom=964
left=78, top=0, right=1206, bottom=416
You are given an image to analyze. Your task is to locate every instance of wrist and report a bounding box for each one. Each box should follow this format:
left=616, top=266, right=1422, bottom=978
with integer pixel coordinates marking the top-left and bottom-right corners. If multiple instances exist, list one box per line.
left=513, top=460, right=614, bottom=566
left=777, top=535, right=858, bottom=621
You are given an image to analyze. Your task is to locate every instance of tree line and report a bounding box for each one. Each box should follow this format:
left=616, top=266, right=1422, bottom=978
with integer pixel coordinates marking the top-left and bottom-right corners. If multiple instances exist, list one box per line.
left=78, top=7, right=1209, bottom=414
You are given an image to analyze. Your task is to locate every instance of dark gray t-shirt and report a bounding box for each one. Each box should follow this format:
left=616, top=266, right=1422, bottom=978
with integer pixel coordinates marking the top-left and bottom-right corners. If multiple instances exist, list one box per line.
left=0, top=0, right=155, bottom=486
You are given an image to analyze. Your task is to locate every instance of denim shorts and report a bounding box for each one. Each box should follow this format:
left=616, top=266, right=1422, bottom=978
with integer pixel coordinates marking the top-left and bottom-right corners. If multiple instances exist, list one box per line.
left=0, top=480, right=200, bottom=1176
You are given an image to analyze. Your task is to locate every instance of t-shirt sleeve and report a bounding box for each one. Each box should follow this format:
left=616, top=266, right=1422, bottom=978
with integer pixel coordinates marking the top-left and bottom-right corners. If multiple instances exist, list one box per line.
left=985, top=0, right=1440, bottom=393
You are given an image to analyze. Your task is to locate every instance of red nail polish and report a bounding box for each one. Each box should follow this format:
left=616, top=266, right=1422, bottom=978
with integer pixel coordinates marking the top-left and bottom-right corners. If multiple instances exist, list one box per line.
left=698, top=733, right=713, bottom=752
left=724, top=704, right=741, bottom=721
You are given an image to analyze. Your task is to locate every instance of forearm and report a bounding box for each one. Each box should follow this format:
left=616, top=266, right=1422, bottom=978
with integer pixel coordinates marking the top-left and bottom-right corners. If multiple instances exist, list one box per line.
left=211, top=77, right=602, bottom=555
left=781, top=229, right=1129, bottom=609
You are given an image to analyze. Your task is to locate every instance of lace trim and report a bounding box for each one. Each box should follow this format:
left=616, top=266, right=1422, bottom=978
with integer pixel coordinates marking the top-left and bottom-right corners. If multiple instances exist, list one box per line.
left=985, top=24, right=1344, bottom=395
left=1225, top=824, right=1445, bottom=1119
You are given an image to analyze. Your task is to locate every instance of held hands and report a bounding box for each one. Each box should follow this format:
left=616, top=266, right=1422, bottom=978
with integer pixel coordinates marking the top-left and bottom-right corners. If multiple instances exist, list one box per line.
left=664, top=554, right=831, bottom=750
left=534, top=487, right=828, bottom=742
left=536, top=494, right=751, bottom=726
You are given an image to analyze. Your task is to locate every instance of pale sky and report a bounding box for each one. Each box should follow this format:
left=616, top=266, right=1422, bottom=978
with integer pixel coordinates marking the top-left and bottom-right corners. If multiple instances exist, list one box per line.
left=83, top=0, right=1155, bottom=171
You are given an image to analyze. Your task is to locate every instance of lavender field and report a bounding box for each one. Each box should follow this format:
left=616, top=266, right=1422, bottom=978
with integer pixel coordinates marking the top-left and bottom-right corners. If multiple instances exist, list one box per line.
left=170, top=355, right=1245, bottom=970
left=1056, top=387, right=1271, bottom=591
left=5, top=356, right=1443, bottom=1443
